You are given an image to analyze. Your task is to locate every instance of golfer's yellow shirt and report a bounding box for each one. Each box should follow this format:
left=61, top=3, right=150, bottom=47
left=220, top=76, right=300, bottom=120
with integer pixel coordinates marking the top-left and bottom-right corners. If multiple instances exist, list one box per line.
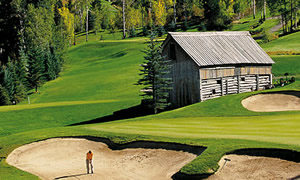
left=86, top=152, right=93, bottom=160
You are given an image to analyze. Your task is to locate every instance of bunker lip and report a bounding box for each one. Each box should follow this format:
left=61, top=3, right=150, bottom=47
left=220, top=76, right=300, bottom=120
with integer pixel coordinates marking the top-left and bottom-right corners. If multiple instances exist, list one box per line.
left=241, top=90, right=300, bottom=112
left=173, top=148, right=300, bottom=180
left=6, top=137, right=205, bottom=180
left=206, top=148, right=300, bottom=180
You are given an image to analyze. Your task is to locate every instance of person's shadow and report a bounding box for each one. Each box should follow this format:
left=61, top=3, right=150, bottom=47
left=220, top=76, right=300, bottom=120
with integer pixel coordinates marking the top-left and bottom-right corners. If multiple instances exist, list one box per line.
left=54, top=173, right=87, bottom=179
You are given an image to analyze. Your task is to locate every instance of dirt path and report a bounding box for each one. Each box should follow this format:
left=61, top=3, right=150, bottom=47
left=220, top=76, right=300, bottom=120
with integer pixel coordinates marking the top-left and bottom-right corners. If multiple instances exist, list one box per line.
left=6, top=138, right=196, bottom=180
left=242, top=92, right=300, bottom=112
left=207, top=154, right=300, bottom=180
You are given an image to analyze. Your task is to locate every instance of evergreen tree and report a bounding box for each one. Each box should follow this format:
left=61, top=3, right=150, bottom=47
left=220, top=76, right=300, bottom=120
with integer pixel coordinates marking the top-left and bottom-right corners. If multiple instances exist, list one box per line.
left=0, top=84, right=11, bottom=105
left=17, top=47, right=29, bottom=88
left=27, top=47, right=45, bottom=92
left=2, top=59, right=26, bottom=103
left=137, top=32, right=172, bottom=114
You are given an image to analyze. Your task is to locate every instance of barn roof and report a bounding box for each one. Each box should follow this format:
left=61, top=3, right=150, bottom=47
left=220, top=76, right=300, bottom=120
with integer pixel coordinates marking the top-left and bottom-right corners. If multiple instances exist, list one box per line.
left=164, top=31, right=274, bottom=67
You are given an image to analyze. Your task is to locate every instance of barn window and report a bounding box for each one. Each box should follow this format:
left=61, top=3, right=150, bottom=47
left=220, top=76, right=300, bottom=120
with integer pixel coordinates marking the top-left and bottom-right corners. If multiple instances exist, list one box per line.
left=217, top=80, right=222, bottom=84
left=212, top=89, right=216, bottom=94
left=241, top=77, right=246, bottom=81
left=170, top=44, right=176, bottom=60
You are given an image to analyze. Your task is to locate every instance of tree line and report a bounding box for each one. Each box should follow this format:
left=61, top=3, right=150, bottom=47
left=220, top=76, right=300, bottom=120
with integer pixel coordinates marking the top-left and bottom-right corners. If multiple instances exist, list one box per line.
left=0, top=0, right=68, bottom=105
left=0, top=0, right=298, bottom=105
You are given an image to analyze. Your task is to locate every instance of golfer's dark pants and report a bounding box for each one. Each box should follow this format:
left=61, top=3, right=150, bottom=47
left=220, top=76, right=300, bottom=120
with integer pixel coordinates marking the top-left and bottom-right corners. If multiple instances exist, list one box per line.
left=86, top=159, right=94, bottom=173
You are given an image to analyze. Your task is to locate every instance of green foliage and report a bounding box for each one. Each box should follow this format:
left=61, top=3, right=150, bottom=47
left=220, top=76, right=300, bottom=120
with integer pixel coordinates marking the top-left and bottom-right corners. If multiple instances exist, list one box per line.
left=156, top=25, right=165, bottom=37
left=142, top=26, right=149, bottom=36
left=137, top=33, right=172, bottom=113
left=182, top=19, right=189, bottom=31
left=26, top=47, right=45, bottom=92
left=129, top=27, right=137, bottom=37
left=261, top=29, right=278, bottom=42
left=203, top=0, right=234, bottom=30
left=25, top=4, right=54, bottom=48
left=0, top=85, right=11, bottom=105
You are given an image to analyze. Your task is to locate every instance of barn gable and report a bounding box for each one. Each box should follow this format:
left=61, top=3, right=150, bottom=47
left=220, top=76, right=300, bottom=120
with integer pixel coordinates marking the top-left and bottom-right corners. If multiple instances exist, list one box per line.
left=164, top=31, right=274, bottom=67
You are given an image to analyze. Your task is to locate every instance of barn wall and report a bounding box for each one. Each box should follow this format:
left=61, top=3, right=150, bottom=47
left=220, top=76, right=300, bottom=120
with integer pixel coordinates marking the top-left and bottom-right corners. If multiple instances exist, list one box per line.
left=200, top=66, right=272, bottom=79
left=163, top=38, right=200, bottom=108
left=200, top=66, right=272, bottom=101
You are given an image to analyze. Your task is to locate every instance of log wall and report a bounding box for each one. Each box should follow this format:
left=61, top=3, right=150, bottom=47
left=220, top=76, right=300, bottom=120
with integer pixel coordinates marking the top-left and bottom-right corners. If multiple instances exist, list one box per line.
left=200, top=74, right=271, bottom=101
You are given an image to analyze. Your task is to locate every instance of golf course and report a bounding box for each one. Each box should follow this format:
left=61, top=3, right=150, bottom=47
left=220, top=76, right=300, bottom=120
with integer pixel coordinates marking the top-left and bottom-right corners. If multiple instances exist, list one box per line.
left=0, top=27, right=300, bottom=179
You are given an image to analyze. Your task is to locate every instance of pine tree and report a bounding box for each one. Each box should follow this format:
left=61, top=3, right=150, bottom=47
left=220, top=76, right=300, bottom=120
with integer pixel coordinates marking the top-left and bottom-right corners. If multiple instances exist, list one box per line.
left=17, top=47, right=29, bottom=88
left=2, top=59, right=26, bottom=104
left=137, top=32, right=172, bottom=114
left=27, top=47, right=45, bottom=92
left=0, top=84, right=11, bottom=105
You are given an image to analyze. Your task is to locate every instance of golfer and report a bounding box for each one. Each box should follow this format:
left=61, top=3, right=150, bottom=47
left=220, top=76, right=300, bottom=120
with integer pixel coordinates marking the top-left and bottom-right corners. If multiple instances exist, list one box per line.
left=86, top=150, right=94, bottom=174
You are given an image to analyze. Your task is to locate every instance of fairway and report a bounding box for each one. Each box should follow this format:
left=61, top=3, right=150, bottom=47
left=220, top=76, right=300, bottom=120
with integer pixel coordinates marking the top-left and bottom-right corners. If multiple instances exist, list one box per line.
left=1, top=34, right=300, bottom=179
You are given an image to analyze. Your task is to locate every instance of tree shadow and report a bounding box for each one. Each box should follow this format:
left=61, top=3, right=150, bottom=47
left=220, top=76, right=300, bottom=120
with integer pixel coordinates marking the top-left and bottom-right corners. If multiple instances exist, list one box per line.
left=54, top=173, right=87, bottom=179
left=0, top=157, right=5, bottom=162
left=69, top=105, right=154, bottom=126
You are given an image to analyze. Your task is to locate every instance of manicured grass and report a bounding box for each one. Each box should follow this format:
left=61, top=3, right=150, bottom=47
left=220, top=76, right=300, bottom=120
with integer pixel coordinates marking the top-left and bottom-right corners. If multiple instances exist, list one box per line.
left=261, top=31, right=300, bottom=53
left=0, top=35, right=300, bottom=179
left=231, top=16, right=279, bottom=33
left=271, top=55, right=300, bottom=77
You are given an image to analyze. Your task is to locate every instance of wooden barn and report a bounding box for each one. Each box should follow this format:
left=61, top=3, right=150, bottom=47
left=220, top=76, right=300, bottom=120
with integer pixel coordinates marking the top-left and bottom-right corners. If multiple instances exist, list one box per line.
left=162, top=31, right=275, bottom=108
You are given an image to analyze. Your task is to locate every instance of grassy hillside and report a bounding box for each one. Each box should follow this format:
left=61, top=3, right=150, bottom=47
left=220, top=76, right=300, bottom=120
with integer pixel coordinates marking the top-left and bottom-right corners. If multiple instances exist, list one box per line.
left=0, top=30, right=300, bottom=179
left=261, top=31, right=300, bottom=53
left=1, top=40, right=146, bottom=136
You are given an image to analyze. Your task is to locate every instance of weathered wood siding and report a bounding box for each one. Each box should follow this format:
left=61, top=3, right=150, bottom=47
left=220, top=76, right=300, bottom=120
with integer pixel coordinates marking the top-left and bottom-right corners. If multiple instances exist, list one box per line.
left=200, top=66, right=272, bottom=79
left=200, top=72, right=272, bottom=101
left=163, top=38, right=200, bottom=107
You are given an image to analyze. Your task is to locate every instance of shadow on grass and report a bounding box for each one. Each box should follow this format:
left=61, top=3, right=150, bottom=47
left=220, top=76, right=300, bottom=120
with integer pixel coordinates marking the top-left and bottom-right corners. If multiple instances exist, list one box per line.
left=69, top=105, right=154, bottom=126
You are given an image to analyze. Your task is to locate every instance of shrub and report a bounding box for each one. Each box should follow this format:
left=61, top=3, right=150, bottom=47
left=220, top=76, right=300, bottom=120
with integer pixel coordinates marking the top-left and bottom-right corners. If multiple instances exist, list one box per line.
left=262, top=30, right=278, bottom=43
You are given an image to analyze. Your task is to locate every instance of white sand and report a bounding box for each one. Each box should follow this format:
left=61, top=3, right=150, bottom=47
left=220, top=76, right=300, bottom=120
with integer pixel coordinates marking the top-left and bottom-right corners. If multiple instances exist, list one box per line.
left=207, top=154, right=300, bottom=180
left=6, top=138, right=196, bottom=180
left=242, top=93, right=300, bottom=112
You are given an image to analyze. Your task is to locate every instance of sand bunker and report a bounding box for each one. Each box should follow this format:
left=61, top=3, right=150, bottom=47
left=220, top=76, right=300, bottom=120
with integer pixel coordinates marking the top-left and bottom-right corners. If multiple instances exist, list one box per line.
left=242, top=91, right=300, bottom=112
left=207, top=154, right=300, bottom=180
left=6, top=138, right=196, bottom=180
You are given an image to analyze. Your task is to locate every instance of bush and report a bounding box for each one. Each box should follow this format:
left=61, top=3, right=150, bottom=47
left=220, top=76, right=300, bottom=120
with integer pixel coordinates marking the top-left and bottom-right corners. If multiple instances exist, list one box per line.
left=262, top=30, right=278, bottom=43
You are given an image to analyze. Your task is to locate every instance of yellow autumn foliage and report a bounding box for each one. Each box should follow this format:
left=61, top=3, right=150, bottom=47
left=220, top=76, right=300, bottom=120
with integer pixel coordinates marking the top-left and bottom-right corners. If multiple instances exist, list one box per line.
left=153, top=0, right=167, bottom=26
left=58, top=7, right=74, bottom=44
